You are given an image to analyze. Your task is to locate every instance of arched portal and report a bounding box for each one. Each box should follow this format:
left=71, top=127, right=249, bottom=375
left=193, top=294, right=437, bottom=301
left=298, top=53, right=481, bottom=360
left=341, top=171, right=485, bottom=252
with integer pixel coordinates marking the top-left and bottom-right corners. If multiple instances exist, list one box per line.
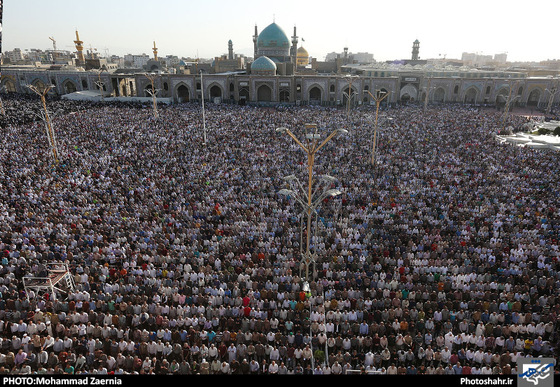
left=257, top=85, right=272, bottom=102
left=434, top=87, right=446, bottom=103
left=177, top=84, right=190, bottom=103
left=2, top=79, right=16, bottom=93
left=239, top=87, right=250, bottom=104
left=464, top=87, right=478, bottom=104
left=210, top=85, right=222, bottom=100
left=309, top=86, right=322, bottom=104
left=496, top=87, right=509, bottom=105
left=63, top=81, right=77, bottom=95
left=400, top=84, right=418, bottom=101
left=527, top=89, right=541, bottom=107
left=280, top=90, right=290, bottom=102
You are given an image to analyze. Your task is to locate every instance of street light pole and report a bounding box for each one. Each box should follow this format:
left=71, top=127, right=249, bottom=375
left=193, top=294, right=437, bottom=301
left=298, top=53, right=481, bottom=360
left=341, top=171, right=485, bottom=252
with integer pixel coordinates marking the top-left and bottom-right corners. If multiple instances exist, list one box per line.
left=502, top=81, right=519, bottom=132
left=0, top=84, right=5, bottom=115
left=545, top=80, right=559, bottom=115
left=364, top=89, right=390, bottom=166
left=200, top=70, right=207, bottom=145
left=423, top=77, right=434, bottom=113
left=95, top=69, right=106, bottom=102
left=145, top=72, right=159, bottom=119
left=27, top=83, right=59, bottom=163
left=343, top=76, right=357, bottom=120
left=277, top=124, right=346, bottom=281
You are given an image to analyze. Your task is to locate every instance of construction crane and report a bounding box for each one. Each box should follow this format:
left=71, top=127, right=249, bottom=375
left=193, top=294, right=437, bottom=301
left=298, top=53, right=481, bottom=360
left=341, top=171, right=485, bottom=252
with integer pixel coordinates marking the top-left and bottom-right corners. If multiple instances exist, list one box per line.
left=49, top=37, right=57, bottom=51
left=49, top=37, right=57, bottom=63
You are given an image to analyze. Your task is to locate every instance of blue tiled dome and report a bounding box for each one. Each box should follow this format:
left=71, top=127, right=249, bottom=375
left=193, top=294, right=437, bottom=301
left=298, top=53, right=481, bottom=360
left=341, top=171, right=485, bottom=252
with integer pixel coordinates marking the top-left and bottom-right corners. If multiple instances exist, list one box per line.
left=257, top=22, right=290, bottom=49
left=251, top=56, right=277, bottom=72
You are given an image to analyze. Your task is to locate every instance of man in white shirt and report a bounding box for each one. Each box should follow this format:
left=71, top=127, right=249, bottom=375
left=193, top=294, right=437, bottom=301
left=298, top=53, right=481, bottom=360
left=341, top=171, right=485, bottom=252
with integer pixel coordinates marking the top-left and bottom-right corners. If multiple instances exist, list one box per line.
left=268, top=360, right=279, bottom=374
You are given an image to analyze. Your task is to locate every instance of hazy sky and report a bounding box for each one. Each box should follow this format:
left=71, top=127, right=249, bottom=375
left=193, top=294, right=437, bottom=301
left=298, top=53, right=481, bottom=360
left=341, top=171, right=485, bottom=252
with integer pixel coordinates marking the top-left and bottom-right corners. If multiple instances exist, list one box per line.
left=3, top=0, right=559, bottom=63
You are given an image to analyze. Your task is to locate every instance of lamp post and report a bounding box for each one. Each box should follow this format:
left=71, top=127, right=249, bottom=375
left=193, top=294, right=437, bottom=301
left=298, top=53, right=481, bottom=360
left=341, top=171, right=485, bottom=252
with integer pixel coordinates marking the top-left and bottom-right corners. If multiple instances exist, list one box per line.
left=95, top=69, right=106, bottom=102
left=364, top=89, right=390, bottom=166
left=276, top=124, right=346, bottom=282
left=200, top=70, right=207, bottom=145
left=545, top=81, right=559, bottom=115
left=145, top=72, right=159, bottom=118
left=501, top=81, right=520, bottom=132
left=422, top=77, right=435, bottom=112
left=26, top=82, right=60, bottom=163
left=343, top=75, right=358, bottom=119
left=0, top=84, right=5, bottom=115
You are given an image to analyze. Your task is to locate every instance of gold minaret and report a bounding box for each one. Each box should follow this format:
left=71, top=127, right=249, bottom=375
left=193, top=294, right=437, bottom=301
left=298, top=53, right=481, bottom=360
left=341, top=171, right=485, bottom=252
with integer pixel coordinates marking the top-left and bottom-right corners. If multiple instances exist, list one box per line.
left=153, top=41, right=158, bottom=61
left=74, top=30, right=85, bottom=63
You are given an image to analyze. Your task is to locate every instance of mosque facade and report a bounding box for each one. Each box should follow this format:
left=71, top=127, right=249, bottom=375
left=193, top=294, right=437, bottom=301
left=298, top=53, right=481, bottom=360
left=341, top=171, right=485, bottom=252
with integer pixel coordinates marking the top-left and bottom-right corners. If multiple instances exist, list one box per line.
left=1, top=21, right=559, bottom=111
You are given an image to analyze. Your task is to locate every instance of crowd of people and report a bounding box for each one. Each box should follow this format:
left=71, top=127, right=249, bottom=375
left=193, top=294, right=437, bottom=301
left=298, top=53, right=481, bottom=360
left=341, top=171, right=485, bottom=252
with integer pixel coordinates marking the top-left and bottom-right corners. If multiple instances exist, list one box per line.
left=0, top=93, right=557, bottom=375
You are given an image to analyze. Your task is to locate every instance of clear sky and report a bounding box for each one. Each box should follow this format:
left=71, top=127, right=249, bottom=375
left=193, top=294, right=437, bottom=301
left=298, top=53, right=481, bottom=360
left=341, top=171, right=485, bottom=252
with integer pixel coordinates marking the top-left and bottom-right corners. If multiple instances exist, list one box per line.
left=3, top=0, right=559, bottom=63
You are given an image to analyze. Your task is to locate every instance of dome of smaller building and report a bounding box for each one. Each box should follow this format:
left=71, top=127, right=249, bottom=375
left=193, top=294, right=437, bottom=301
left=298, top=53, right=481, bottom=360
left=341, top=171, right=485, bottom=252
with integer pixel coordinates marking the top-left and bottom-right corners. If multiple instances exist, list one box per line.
left=296, top=46, right=309, bottom=66
left=251, top=56, right=277, bottom=73
left=297, top=46, right=309, bottom=56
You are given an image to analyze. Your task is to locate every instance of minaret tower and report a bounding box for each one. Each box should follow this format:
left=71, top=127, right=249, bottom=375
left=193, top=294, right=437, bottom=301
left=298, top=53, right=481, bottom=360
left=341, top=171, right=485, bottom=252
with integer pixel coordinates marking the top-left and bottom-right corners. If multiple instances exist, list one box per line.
left=228, top=40, right=234, bottom=60
left=253, top=25, right=259, bottom=59
left=153, top=41, right=158, bottom=61
left=74, top=30, right=85, bottom=63
left=290, top=25, right=298, bottom=72
left=412, top=39, right=420, bottom=60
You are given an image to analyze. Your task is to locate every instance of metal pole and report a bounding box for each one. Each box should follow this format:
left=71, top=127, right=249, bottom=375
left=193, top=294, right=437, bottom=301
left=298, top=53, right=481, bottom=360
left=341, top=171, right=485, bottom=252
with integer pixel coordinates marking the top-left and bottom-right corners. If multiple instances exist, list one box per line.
left=145, top=73, right=159, bottom=118
left=277, top=125, right=345, bottom=282
left=366, top=90, right=389, bottom=165
left=545, top=82, right=558, bottom=115
left=201, top=71, right=207, bottom=145
left=424, top=78, right=432, bottom=112
left=0, top=87, right=5, bottom=115
left=28, top=84, right=59, bottom=163
left=502, top=81, right=518, bottom=131
left=306, top=150, right=315, bottom=281
left=96, top=70, right=105, bottom=102
left=346, top=78, right=352, bottom=118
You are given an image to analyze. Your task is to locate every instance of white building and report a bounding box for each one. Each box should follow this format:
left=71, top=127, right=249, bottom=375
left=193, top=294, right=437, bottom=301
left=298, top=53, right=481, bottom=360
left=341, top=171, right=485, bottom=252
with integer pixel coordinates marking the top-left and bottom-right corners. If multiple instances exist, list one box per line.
left=4, top=48, right=25, bottom=63
left=123, top=53, right=150, bottom=68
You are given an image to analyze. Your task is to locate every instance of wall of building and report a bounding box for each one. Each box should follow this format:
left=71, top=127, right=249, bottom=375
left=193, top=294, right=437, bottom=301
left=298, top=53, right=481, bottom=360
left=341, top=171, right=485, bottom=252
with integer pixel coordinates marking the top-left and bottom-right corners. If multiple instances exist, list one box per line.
left=1, top=67, right=559, bottom=109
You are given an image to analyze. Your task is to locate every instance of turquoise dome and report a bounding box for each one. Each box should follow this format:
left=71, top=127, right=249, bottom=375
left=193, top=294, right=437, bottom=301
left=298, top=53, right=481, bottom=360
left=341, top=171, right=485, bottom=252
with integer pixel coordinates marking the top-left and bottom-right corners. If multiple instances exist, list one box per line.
left=251, top=56, right=277, bottom=72
left=257, top=22, right=290, bottom=49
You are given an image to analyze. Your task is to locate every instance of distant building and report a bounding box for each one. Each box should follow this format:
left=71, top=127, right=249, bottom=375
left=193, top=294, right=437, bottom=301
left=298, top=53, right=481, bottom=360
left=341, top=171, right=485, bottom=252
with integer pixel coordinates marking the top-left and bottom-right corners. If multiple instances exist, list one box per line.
left=494, top=53, right=508, bottom=64
left=325, top=50, right=374, bottom=65
left=124, top=54, right=150, bottom=68
left=213, top=40, right=246, bottom=73
left=462, top=52, right=504, bottom=67
left=4, top=48, right=24, bottom=64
